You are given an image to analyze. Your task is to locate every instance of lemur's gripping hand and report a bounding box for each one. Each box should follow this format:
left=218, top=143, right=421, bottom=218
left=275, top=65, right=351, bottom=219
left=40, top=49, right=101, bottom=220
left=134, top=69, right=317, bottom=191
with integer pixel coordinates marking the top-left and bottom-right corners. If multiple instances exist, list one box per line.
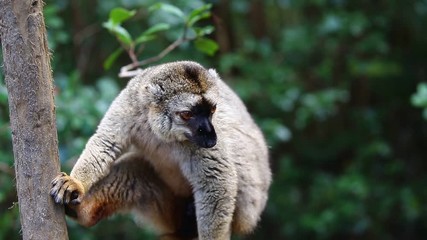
left=50, top=172, right=85, bottom=206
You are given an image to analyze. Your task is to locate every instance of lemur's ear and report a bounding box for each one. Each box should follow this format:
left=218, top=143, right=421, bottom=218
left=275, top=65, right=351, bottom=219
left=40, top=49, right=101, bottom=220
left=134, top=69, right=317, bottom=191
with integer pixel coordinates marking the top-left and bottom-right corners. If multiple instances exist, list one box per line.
left=145, top=83, right=166, bottom=102
left=208, top=68, right=219, bottom=79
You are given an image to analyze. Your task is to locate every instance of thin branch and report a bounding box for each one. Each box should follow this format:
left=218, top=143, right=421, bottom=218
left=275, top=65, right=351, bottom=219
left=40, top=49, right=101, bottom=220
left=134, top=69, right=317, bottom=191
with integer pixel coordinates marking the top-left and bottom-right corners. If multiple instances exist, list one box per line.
left=127, top=45, right=139, bottom=65
left=118, top=68, right=146, bottom=78
left=119, top=26, right=194, bottom=78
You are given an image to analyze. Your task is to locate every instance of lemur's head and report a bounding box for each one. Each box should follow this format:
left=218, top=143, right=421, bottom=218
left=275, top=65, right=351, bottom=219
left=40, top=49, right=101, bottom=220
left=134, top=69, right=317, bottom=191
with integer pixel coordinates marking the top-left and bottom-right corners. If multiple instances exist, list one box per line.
left=144, top=61, right=219, bottom=148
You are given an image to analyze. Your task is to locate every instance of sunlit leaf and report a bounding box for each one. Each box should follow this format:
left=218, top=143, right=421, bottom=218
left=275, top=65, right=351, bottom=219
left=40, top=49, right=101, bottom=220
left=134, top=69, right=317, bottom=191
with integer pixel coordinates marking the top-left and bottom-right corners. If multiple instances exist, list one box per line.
left=194, top=38, right=219, bottom=56
left=187, top=4, right=212, bottom=27
left=103, top=21, right=133, bottom=46
left=194, top=25, right=215, bottom=37
left=142, top=23, right=170, bottom=36
left=135, top=35, right=156, bottom=45
left=102, top=20, right=115, bottom=32
left=109, top=8, right=136, bottom=24
left=148, top=3, right=184, bottom=19
left=188, top=4, right=212, bottom=20
left=188, top=12, right=211, bottom=27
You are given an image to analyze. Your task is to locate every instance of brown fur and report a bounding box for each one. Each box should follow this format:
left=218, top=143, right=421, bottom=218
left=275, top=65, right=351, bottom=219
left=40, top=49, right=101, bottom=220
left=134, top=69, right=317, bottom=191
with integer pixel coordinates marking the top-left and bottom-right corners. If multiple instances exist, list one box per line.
left=51, top=61, right=271, bottom=240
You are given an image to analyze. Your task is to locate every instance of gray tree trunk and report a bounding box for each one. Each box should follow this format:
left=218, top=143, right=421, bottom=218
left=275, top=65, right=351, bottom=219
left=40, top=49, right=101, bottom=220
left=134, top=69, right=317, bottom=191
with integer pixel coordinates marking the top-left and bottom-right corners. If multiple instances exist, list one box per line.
left=0, top=0, right=69, bottom=239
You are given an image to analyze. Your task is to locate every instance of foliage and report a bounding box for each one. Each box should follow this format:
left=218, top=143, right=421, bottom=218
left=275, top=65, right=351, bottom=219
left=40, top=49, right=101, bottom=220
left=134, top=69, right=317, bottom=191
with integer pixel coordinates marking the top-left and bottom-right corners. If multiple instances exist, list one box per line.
left=55, top=72, right=120, bottom=162
left=1, top=0, right=427, bottom=239
left=102, top=3, right=218, bottom=73
left=411, top=83, right=427, bottom=119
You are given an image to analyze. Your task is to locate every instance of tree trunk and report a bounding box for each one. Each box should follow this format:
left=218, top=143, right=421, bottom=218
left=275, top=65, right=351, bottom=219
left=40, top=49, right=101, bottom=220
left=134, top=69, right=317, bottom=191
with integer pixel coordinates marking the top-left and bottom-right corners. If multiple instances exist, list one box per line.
left=0, top=0, right=69, bottom=239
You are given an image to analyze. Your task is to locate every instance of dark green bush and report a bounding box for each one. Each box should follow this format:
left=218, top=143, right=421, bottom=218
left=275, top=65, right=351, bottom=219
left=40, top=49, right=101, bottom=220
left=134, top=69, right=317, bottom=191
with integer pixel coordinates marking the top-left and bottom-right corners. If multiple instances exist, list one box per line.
left=1, top=0, right=427, bottom=239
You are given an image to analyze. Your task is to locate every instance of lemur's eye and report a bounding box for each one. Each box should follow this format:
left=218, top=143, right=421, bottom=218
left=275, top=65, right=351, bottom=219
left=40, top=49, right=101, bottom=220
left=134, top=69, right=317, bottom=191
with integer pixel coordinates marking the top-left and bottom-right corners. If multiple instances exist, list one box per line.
left=178, top=111, right=193, bottom=121
left=211, top=105, right=217, bottom=114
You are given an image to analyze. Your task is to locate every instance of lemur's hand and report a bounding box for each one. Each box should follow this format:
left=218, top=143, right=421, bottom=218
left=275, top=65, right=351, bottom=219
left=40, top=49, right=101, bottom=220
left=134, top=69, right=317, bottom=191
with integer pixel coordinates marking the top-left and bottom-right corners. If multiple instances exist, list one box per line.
left=50, top=172, right=85, bottom=206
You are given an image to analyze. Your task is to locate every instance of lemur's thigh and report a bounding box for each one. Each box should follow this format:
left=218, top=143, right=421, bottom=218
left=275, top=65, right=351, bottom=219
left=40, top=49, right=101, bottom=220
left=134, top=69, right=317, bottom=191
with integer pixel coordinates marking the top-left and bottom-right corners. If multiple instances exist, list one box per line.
left=70, top=153, right=196, bottom=238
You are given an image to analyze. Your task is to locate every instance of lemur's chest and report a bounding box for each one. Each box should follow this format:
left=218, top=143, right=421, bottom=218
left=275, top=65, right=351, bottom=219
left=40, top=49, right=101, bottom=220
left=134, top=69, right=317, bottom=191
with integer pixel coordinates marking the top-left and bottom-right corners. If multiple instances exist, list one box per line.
left=143, top=145, right=193, bottom=197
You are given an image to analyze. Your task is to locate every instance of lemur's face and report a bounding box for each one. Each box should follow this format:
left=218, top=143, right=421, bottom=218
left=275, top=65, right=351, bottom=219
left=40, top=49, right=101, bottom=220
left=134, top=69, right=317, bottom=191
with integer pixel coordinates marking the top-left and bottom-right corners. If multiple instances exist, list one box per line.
left=171, top=95, right=217, bottom=148
left=146, top=92, right=217, bottom=148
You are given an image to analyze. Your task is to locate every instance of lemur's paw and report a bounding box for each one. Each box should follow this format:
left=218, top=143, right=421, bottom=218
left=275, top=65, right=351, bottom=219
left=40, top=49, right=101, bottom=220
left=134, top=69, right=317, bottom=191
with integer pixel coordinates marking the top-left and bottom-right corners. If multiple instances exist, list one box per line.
left=50, top=172, right=85, bottom=205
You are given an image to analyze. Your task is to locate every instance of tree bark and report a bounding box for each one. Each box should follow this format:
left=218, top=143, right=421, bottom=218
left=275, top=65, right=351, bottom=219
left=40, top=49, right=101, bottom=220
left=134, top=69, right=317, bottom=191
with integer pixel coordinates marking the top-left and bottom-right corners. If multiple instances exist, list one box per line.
left=0, top=0, right=68, bottom=239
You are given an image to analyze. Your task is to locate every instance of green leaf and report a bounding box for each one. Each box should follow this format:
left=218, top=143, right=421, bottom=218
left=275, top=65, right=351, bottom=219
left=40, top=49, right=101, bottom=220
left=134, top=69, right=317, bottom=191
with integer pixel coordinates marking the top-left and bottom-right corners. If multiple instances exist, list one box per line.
left=114, top=26, right=132, bottom=45
left=194, top=25, right=215, bottom=37
left=135, top=35, right=157, bottom=45
left=109, top=8, right=136, bottom=24
left=187, top=12, right=211, bottom=27
left=135, top=23, right=170, bottom=45
left=187, top=4, right=212, bottom=27
left=143, top=23, right=170, bottom=36
left=103, top=47, right=123, bottom=70
left=194, top=38, right=219, bottom=56
left=103, top=21, right=133, bottom=46
left=188, top=4, right=212, bottom=22
left=149, top=3, right=184, bottom=19
left=102, top=20, right=115, bottom=31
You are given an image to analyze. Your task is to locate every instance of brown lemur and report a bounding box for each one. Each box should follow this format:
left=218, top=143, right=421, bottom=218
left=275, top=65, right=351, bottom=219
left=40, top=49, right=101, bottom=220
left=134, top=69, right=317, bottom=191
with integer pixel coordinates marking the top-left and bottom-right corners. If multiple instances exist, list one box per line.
left=50, top=61, right=271, bottom=240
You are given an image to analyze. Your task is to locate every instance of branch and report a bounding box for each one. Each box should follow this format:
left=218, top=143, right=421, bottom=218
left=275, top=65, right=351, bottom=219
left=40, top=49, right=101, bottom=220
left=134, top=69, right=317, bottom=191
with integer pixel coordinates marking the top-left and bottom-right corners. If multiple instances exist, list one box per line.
left=119, top=26, right=194, bottom=78
left=0, top=0, right=69, bottom=238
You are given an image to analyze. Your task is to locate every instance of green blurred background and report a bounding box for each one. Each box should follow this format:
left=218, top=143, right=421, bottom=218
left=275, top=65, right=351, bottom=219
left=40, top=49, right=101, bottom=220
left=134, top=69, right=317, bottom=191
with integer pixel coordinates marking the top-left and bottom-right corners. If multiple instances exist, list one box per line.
left=2, top=0, right=427, bottom=239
